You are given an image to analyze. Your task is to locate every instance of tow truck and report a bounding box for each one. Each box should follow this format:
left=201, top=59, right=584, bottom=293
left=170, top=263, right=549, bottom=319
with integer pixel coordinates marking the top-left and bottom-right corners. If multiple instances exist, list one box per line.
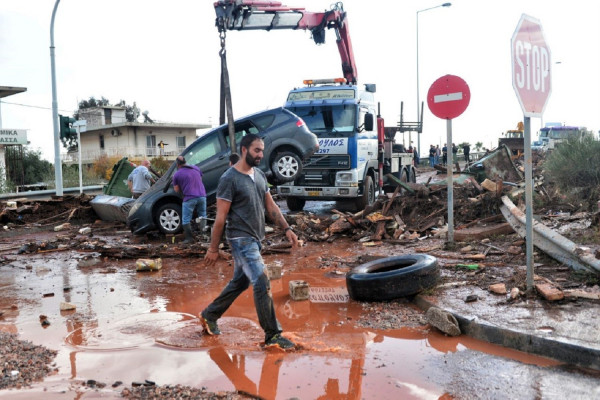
left=214, top=1, right=415, bottom=211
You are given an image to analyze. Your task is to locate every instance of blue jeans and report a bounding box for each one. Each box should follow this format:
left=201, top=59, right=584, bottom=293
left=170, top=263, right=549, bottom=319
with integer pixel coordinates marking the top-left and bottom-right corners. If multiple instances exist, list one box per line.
left=429, top=156, right=435, bottom=167
left=202, top=237, right=282, bottom=340
left=182, top=196, right=206, bottom=225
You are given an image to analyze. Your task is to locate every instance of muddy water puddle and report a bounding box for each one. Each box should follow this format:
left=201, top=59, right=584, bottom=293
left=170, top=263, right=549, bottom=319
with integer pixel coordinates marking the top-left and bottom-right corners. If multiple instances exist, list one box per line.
left=0, top=239, right=560, bottom=399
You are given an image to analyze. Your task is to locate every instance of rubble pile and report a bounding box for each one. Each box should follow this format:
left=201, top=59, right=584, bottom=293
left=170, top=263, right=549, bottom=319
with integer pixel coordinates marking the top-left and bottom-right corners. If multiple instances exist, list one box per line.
left=0, top=194, right=96, bottom=227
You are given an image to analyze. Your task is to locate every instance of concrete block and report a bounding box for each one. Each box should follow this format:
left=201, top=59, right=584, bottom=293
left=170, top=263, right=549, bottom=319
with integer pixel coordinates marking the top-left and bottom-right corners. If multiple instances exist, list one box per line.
left=266, top=264, right=282, bottom=280
left=289, top=280, right=309, bottom=301
left=535, top=283, right=564, bottom=301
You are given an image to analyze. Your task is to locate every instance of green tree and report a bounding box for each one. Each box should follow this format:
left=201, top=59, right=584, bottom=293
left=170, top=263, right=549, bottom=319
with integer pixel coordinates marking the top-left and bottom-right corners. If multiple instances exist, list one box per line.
left=475, top=141, right=483, bottom=151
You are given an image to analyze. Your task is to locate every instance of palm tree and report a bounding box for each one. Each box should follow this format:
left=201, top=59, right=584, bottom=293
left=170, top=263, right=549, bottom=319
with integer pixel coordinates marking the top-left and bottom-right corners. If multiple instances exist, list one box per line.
left=475, top=141, right=483, bottom=151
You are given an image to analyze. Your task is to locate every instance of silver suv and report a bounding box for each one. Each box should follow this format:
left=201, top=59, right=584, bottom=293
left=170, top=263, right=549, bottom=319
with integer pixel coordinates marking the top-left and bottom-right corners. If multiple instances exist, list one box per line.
left=127, top=107, right=318, bottom=234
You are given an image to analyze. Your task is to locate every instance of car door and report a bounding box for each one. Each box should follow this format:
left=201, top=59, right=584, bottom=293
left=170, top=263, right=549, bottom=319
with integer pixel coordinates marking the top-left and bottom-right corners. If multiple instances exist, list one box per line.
left=183, top=130, right=229, bottom=201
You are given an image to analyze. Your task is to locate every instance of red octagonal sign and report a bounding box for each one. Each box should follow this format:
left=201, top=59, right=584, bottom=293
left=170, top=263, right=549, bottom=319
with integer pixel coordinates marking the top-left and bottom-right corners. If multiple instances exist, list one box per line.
left=512, top=14, right=552, bottom=117
left=427, top=75, right=470, bottom=120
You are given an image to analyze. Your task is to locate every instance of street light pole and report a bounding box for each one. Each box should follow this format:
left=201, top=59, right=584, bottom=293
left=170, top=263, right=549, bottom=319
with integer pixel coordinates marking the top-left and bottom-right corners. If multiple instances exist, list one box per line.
left=50, top=0, right=63, bottom=196
left=416, top=2, right=451, bottom=159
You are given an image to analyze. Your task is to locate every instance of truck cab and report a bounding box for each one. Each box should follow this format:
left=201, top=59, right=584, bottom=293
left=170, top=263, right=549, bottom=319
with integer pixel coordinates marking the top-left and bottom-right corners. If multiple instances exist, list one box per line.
left=278, top=79, right=413, bottom=211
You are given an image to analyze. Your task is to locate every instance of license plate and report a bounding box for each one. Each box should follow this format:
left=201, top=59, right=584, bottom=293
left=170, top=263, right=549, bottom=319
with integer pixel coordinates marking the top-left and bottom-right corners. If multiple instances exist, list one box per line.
left=307, top=191, right=320, bottom=197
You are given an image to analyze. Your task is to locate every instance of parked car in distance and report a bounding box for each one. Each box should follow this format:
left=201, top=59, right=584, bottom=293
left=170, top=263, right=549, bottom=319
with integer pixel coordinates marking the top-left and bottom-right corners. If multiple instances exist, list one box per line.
left=531, top=140, right=548, bottom=153
left=127, top=107, right=319, bottom=235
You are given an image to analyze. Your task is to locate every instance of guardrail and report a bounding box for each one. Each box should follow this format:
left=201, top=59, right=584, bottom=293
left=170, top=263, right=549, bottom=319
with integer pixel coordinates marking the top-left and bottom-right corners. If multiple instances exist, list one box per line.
left=0, top=185, right=104, bottom=201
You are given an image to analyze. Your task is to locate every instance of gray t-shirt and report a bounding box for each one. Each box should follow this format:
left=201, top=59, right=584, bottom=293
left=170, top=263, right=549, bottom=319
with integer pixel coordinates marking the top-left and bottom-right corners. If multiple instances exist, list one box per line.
left=217, top=167, right=268, bottom=242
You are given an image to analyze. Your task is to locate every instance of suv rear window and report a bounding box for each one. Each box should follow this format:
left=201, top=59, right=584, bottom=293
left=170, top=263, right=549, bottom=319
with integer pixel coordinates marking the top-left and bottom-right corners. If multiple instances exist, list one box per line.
left=252, top=114, right=276, bottom=131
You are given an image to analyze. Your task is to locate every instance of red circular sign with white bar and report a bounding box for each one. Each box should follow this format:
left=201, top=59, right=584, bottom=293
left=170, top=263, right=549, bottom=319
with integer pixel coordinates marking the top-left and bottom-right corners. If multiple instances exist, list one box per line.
left=427, top=74, right=471, bottom=120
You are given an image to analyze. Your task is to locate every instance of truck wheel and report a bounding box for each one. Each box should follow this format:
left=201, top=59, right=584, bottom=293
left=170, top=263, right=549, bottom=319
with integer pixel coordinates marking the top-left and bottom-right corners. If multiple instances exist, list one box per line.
left=346, top=254, right=439, bottom=302
left=286, top=197, right=306, bottom=212
left=156, top=203, right=182, bottom=234
left=356, top=175, right=375, bottom=210
left=272, top=151, right=303, bottom=183
left=410, top=166, right=417, bottom=183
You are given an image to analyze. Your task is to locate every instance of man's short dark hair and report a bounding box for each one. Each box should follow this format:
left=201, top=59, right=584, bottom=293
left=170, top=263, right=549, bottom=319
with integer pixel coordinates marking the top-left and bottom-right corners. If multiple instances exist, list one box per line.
left=229, top=153, right=240, bottom=165
left=240, top=133, right=262, bottom=151
left=176, top=156, right=186, bottom=165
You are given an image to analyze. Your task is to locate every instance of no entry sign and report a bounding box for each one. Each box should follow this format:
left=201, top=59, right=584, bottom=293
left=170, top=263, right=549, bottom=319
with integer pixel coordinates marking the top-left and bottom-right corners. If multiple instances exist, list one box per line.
left=511, top=14, right=551, bottom=117
left=427, top=75, right=470, bottom=120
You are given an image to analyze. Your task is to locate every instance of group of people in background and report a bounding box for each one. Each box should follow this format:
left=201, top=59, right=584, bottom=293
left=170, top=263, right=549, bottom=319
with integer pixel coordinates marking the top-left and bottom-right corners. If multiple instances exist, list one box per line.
left=428, top=143, right=470, bottom=168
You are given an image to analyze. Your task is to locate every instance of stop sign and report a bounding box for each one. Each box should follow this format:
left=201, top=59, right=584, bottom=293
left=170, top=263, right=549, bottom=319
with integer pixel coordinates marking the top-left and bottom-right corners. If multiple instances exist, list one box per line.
left=511, top=14, right=552, bottom=117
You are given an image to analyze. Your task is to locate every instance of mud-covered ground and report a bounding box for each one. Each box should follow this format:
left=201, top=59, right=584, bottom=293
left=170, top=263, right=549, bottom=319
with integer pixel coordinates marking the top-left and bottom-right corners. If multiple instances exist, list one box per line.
left=2, top=166, right=600, bottom=398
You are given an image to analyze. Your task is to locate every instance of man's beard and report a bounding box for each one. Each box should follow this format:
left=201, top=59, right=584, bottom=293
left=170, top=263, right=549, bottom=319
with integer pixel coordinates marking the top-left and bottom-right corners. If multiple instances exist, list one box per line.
left=245, top=152, right=262, bottom=166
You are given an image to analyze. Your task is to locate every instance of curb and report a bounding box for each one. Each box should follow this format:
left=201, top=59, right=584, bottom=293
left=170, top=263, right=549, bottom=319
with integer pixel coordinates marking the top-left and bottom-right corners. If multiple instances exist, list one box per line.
left=414, top=294, right=600, bottom=371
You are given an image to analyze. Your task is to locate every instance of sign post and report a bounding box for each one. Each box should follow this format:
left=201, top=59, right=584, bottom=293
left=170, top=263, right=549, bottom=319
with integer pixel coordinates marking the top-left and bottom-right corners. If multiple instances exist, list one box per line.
left=427, top=74, right=471, bottom=243
left=511, top=14, right=551, bottom=290
left=73, top=120, right=87, bottom=194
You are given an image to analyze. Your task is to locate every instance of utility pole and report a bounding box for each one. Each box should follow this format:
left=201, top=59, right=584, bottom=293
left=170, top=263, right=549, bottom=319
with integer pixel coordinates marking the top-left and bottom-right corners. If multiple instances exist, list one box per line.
left=50, top=0, right=63, bottom=195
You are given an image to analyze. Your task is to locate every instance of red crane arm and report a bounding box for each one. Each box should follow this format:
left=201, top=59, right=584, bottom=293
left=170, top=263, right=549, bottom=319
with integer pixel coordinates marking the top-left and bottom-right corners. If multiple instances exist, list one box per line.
left=214, top=1, right=358, bottom=84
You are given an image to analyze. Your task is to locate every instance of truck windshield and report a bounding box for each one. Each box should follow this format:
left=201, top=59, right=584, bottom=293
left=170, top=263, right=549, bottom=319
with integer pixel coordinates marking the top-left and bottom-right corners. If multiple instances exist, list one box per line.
left=287, top=105, right=355, bottom=137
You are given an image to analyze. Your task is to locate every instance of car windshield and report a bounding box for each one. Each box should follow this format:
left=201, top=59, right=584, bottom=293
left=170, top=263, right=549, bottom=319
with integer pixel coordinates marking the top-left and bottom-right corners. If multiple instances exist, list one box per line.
left=287, top=105, right=355, bottom=137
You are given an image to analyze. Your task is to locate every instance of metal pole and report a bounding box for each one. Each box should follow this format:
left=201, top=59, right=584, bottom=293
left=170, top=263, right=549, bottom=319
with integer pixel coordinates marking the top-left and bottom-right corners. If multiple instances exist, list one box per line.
left=77, top=126, right=82, bottom=194
left=446, top=119, right=454, bottom=243
left=524, top=116, right=534, bottom=290
left=50, top=0, right=63, bottom=196
left=416, top=11, right=420, bottom=158
left=416, top=3, right=451, bottom=160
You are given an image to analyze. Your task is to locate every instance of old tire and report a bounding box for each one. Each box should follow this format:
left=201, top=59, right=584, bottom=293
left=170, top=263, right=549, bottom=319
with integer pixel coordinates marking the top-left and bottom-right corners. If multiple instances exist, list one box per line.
left=272, top=151, right=303, bottom=183
left=156, top=203, right=182, bottom=234
left=346, top=254, right=438, bottom=302
left=286, top=197, right=306, bottom=212
left=355, top=175, right=375, bottom=210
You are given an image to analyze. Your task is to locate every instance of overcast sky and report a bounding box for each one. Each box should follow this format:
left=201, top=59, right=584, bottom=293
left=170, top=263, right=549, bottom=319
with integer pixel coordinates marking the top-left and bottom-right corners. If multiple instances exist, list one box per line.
left=1, top=0, right=599, bottom=161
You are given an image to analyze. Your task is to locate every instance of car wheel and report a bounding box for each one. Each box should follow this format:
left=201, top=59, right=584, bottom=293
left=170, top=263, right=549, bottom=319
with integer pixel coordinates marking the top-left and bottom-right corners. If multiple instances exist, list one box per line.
left=355, top=175, right=375, bottom=210
left=156, top=203, right=182, bottom=234
left=286, top=197, right=306, bottom=212
left=346, top=254, right=439, bottom=302
left=272, top=151, right=303, bottom=183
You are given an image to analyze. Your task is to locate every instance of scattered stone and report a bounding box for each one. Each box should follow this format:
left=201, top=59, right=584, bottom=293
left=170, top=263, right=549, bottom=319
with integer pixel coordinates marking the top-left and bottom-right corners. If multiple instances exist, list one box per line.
left=135, top=258, right=162, bottom=272
left=289, top=280, right=309, bottom=300
left=79, top=227, right=92, bottom=235
left=465, top=294, right=478, bottom=303
left=535, top=283, right=564, bottom=301
left=0, top=332, right=57, bottom=390
left=481, top=238, right=491, bottom=244
left=489, top=283, right=507, bottom=295
left=54, top=223, right=72, bottom=232
left=425, top=307, right=461, bottom=336
left=41, top=320, right=51, bottom=327
left=112, top=381, right=123, bottom=388
left=42, top=292, right=54, bottom=298
left=506, top=246, right=522, bottom=255
left=460, top=245, right=473, bottom=253
left=77, top=257, right=101, bottom=268
left=510, top=287, right=520, bottom=299
left=60, top=302, right=76, bottom=311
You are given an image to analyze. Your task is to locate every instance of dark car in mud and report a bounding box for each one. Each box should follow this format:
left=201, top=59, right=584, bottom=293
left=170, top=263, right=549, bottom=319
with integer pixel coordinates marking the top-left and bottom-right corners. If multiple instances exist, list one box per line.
left=127, top=107, right=319, bottom=234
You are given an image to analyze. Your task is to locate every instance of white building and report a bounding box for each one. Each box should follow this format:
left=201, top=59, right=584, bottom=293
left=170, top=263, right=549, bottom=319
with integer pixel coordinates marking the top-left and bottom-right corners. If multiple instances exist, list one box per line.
left=63, top=106, right=210, bottom=165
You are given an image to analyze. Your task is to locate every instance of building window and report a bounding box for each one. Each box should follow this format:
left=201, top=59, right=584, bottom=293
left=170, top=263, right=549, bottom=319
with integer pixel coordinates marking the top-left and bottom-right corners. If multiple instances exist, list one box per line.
left=99, top=135, right=105, bottom=149
left=104, top=109, right=112, bottom=124
left=146, top=135, right=156, bottom=156
left=176, top=136, right=186, bottom=151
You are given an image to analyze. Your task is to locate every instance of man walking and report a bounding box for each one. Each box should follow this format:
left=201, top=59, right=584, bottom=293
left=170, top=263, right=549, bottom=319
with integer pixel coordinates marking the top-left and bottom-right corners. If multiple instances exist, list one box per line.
left=201, top=133, right=299, bottom=350
left=127, top=160, right=155, bottom=199
left=173, top=156, right=207, bottom=244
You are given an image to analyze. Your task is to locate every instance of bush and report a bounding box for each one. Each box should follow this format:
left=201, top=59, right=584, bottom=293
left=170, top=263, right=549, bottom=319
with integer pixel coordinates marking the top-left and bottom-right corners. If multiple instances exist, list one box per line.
left=91, top=155, right=123, bottom=180
left=544, top=136, right=600, bottom=209
left=150, top=156, right=172, bottom=176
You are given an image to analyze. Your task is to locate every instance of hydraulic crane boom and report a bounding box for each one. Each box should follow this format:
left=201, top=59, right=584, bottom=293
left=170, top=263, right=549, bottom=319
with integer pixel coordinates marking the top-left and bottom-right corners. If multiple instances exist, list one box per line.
left=214, top=1, right=358, bottom=84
